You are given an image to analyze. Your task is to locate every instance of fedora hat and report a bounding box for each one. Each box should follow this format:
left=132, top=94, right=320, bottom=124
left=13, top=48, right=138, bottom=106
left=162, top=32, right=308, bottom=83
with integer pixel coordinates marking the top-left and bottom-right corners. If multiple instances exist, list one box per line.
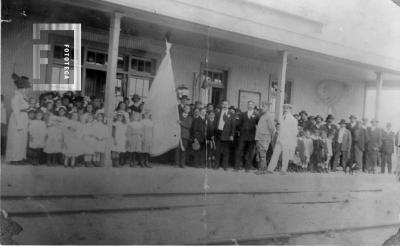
left=325, top=114, right=335, bottom=122
left=315, top=115, right=323, bottom=121
left=299, top=110, right=308, bottom=116
left=339, top=119, right=347, bottom=125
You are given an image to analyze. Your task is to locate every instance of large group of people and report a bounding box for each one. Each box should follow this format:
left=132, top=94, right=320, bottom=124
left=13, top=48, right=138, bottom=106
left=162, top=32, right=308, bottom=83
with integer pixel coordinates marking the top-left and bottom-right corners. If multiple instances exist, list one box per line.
left=2, top=73, right=400, bottom=176
left=175, top=95, right=400, bottom=175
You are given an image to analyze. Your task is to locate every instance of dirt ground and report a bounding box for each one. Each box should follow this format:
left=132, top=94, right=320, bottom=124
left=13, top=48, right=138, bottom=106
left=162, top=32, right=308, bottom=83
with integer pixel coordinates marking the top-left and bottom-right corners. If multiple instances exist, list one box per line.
left=1, top=163, right=399, bottom=244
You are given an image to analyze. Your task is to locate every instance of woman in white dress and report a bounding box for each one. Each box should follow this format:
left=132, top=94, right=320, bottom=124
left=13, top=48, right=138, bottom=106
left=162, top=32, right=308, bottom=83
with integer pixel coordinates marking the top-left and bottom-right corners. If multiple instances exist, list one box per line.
left=5, top=74, right=31, bottom=163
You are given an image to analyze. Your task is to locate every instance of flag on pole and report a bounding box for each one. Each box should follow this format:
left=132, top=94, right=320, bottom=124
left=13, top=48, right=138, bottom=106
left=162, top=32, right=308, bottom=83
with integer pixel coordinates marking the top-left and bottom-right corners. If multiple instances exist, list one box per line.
left=145, top=41, right=180, bottom=156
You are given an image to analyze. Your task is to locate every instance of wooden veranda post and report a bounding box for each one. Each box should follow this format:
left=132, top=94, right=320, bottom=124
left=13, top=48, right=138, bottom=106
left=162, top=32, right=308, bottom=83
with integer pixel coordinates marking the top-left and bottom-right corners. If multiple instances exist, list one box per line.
left=104, top=12, right=123, bottom=167
left=374, top=72, right=383, bottom=122
left=275, top=51, right=288, bottom=122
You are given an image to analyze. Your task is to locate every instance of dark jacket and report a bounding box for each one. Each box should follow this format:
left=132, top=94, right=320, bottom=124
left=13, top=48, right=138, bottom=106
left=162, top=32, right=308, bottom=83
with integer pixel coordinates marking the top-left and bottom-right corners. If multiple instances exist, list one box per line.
left=179, top=115, right=193, bottom=140
left=237, top=111, right=259, bottom=141
left=215, top=111, right=235, bottom=141
left=206, top=119, right=217, bottom=140
left=334, top=128, right=352, bottom=152
left=321, top=123, right=338, bottom=137
left=381, top=129, right=395, bottom=154
left=353, top=126, right=366, bottom=151
left=191, top=117, right=207, bottom=143
left=365, top=127, right=382, bottom=151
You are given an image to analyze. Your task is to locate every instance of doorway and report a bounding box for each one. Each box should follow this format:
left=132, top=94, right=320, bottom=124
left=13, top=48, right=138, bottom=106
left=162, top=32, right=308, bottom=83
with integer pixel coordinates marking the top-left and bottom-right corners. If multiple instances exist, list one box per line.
left=85, top=69, right=106, bottom=99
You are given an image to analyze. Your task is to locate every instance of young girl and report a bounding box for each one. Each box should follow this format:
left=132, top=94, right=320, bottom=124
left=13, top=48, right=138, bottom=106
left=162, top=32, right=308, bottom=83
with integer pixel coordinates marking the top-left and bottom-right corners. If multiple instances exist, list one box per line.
left=44, top=107, right=67, bottom=166
left=126, top=112, right=144, bottom=167
left=28, top=110, right=47, bottom=165
left=112, top=112, right=127, bottom=167
left=92, top=113, right=108, bottom=167
left=141, top=111, right=154, bottom=168
left=320, top=130, right=331, bottom=173
left=299, top=130, right=313, bottom=172
left=62, top=112, right=82, bottom=168
left=81, top=113, right=95, bottom=167
left=310, top=130, right=326, bottom=173
left=115, top=102, right=130, bottom=124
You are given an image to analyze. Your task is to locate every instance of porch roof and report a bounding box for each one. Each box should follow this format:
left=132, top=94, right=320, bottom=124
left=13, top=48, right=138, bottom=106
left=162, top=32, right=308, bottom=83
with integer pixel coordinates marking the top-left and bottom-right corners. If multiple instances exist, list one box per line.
left=4, top=0, right=400, bottom=83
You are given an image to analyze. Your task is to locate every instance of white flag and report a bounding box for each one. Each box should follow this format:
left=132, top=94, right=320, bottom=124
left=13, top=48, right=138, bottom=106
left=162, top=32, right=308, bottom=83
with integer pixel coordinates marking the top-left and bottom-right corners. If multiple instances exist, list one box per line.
left=146, top=41, right=180, bottom=156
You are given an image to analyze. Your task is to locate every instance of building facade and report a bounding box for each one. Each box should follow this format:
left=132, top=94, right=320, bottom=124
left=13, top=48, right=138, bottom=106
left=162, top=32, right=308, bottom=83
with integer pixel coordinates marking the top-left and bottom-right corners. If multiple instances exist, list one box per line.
left=1, top=0, right=400, bottom=123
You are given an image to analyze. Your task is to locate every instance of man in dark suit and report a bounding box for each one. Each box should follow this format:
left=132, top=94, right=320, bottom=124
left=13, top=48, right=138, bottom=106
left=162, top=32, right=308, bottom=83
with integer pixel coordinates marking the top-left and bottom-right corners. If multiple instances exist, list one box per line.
left=234, top=100, right=259, bottom=172
left=346, top=115, right=359, bottom=170
left=214, top=101, right=235, bottom=170
left=352, top=121, right=366, bottom=171
left=333, top=119, right=352, bottom=172
left=190, top=107, right=207, bottom=167
left=321, top=114, right=338, bottom=137
left=365, top=118, right=382, bottom=173
left=381, top=122, right=395, bottom=174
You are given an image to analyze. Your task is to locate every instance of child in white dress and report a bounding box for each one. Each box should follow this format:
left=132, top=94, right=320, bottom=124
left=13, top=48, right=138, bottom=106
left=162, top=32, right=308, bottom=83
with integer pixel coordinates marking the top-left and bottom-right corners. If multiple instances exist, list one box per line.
left=44, top=107, right=67, bottom=166
left=141, top=111, right=154, bottom=168
left=111, top=112, right=127, bottom=167
left=126, top=112, right=144, bottom=167
left=92, top=113, right=108, bottom=167
left=28, top=110, right=47, bottom=165
left=62, top=112, right=82, bottom=168
left=82, top=114, right=96, bottom=167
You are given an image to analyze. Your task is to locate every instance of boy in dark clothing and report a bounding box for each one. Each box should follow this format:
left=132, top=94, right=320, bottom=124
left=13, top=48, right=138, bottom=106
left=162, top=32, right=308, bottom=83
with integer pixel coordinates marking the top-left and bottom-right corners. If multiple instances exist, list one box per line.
left=175, top=105, right=193, bottom=168
left=206, top=111, right=217, bottom=168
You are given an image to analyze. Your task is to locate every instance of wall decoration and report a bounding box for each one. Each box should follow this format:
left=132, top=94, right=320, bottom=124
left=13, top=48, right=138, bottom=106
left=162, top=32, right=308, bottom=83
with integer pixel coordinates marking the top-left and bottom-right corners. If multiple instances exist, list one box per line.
left=238, top=90, right=261, bottom=111
left=316, top=80, right=350, bottom=115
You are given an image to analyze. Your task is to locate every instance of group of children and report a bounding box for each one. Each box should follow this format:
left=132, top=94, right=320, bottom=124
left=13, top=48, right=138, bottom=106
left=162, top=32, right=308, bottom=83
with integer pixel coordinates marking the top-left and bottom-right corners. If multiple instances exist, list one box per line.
left=292, top=129, right=333, bottom=173
left=21, top=91, right=154, bottom=168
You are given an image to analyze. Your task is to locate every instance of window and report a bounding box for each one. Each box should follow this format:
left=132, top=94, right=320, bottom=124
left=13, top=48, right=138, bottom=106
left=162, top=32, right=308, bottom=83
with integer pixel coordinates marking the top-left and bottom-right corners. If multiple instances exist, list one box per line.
left=202, top=68, right=227, bottom=88
left=130, top=57, right=153, bottom=74
left=87, top=50, right=108, bottom=66
left=128, top=77, right=151, bottom=100
left=50, top=65, right=74, bottom=85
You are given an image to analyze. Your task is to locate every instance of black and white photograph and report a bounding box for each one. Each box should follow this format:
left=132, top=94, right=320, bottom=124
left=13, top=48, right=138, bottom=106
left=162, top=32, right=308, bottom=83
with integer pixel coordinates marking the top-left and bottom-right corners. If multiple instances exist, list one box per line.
left=1, top=0, right=400, bottom=245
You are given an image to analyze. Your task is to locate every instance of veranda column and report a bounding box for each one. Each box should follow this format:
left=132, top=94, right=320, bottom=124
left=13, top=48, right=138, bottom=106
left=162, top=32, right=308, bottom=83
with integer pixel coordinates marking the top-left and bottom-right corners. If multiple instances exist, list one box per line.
left=374, top=72, right=383, bottom=122
left=104, top=12, right=123, bottom=167
left=275, top=51, right=288, bottom=122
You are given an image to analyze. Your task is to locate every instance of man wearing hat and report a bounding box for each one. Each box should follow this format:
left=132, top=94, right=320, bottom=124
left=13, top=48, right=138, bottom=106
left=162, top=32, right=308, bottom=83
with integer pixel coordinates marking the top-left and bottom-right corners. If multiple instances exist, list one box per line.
left=214, top=101, right=235, bottom=170
left=381, top=122, right=395, bottom=174
left=321, top=114, right=338, bottom=137
left=234, top=100, right=259, bottom=172
left=365, top=118, right=382, bottom=173
left=332, top=119, right=352, bottom=172
left=254, top=102, right=275, bottom=174
left=346, top=115, right=363, bottom=171
left=267, top=104, right=298, bottom=174
left=6, top=73, right=31, bottom=163
left=310, top=115, right=323, bottom=133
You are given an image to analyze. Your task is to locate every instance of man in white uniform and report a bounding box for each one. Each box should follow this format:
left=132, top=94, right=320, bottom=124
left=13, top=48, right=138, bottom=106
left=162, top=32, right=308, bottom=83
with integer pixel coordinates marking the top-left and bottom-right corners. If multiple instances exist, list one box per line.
left=267, top=104, right=298, bottom=174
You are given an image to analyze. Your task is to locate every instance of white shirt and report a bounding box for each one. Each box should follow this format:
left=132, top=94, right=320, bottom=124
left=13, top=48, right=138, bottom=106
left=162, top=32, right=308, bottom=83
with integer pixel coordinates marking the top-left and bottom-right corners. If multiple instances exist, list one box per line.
left=338, top=128, right=345, bottom=143
left=218, top=109, right=228, bottom=130
left=247, top=110, right=254, bottom=118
